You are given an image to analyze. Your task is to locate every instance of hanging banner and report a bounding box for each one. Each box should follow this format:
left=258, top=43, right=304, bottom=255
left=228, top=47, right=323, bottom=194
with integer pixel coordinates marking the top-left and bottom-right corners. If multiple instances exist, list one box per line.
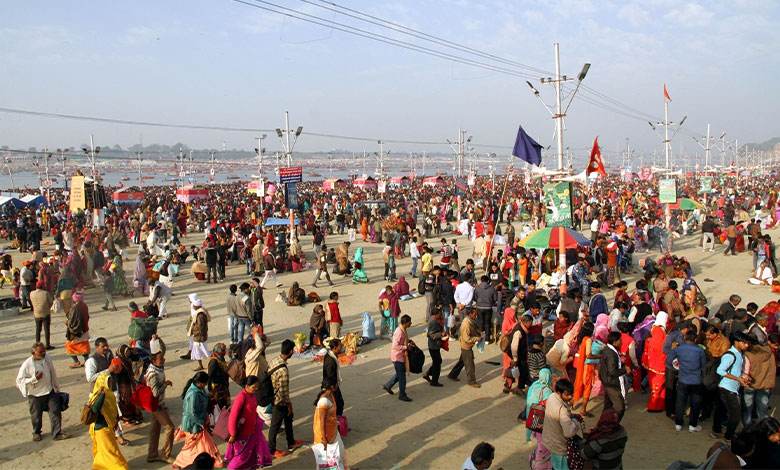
left=659, top=179, right=677, bottom=203
left=698, top=176, right=713, bottom=194
left=285, top=182, right=299, bottom=209
left=543, top=182, right=573, bottom=227
left=377, top=180, right=387, bottom=193
left=279, top=166, right=303, bottom=184
left=69, top=176, right=86, bottom=211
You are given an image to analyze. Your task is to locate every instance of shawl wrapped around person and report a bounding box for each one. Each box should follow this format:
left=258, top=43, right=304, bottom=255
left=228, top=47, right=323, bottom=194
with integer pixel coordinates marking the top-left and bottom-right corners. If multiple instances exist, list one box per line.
left=642, top=311, right=668, bottom=412
left=581, top=409, right=628, bottom=470
left=393, top=276, right=410, bottom=297
left=89, top=373, right=129, bottom=470
left=378, top=287, right=401, bottom=336
left=501, top=308, right=518, bottom=383
left=526, top=368, right=554, bottom=444
left=133, top=254, right=147, bottom=295
left=174, top=381, right=224, bottom=469
left=114, top=345, right=143, bottom=424
left=352, top=247, right=368, bottom=283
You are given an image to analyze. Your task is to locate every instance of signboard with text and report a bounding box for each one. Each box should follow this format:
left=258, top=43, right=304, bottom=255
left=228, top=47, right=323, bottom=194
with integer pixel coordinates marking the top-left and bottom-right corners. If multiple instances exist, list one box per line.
left=699, top=176, right=713, bottom=194
left=543, top=182, right=572, bottom=227
left=69, top=176, right=86, bottom=211
left=285, top=183, right=299, bottom=209
left=279, top=166, right=303, bottom=184
left=659, top=179, right=677, bottom=203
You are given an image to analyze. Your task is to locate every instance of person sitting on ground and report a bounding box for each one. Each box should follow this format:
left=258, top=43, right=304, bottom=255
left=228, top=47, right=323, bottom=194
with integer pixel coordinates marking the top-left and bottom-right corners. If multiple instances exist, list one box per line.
left=287, top=281, right=306, bottom=307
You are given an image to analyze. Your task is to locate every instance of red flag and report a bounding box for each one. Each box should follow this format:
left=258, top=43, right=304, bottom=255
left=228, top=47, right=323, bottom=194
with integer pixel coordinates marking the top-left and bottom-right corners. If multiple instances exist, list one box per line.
left=587, top=136, right=607, bottom=177
left=664, top=84, right=671, bottom=102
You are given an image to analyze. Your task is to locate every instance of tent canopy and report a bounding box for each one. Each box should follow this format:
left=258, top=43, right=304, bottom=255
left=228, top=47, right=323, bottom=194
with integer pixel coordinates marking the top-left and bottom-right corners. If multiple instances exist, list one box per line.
left=0, top=196, right=26, bottom=208
left=264, top=217, right=302, bottom=226
left=21, top=194, right=48, bottom=207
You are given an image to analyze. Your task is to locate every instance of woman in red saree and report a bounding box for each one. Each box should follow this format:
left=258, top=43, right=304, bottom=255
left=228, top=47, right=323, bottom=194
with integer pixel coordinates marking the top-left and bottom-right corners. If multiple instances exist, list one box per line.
left=642, top=311, right=668, bottom=412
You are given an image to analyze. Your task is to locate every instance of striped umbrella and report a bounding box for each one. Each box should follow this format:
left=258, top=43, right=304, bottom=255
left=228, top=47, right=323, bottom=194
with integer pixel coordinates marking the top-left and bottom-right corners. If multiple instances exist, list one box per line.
left=668, top=198, right=704, bottom=210
left=517, top=227, right=592, bottom=249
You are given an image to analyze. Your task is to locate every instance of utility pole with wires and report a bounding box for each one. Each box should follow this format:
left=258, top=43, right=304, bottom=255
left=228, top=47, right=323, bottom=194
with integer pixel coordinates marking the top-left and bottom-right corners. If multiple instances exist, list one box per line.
left=691, top=124, right=714, bottom=171
left=647, top=86, right=686, bottom=169
left=447, top=128, right=472, bottom=177
left=374, top=140, right=389, bottom=177
left=189, top=150, right=194, bottom=181
left=254, top=134, right=267, bottom=183
left=135, top=151, right=143, bottom=188
left=526, top=43, right=590, bottom=172
left=422, top=151, right=427, bottom=178
left=81, top=135, right=101, bottom=180
left=178, top=147, right=185, bottom=185
left=209, top=151, right=217, bottom=184
left=43, top=149, right=52, bottom=203
left=362, top=149, right=367, bottom=176
left=716, top=132, right=731, bottom=168
left=275, top=111, right=303, bottom=168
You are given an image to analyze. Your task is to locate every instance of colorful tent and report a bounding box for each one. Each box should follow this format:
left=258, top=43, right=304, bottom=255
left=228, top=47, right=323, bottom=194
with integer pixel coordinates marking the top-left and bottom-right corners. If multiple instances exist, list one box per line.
left=322, top=178, right=347, bottom=190
left=422, top=176, right=445, bottom=187
left=389, top=176, right=410, bottom=187
left=112, top=187, right=143, bottom=205
left=176, top=184, right=209, bottom=204
left=20, top=194, right=48, bottom=207
left=0, top=196, right=25, bottom=209
left=354, top=176, right=377, bottom=189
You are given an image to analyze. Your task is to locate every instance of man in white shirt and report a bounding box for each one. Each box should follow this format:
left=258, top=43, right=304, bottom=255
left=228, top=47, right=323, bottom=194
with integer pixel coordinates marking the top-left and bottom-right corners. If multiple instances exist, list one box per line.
left=16, top=342, right=66, bottom=441
left=453, top=279, right=475, bottom=336
left=462, top=442, right=497, bottom=470
left=409, top=237, right=420, bottom=278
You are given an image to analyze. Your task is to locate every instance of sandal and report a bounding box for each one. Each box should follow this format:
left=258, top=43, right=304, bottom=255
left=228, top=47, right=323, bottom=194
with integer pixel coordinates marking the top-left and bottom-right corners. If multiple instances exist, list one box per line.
left=117, top=436, right=130, bottom=446
left=69, top=363, right=83, bottom=369
left=32, top=434, right=42, bottom=442
left=54, top=433, right=68, bottom=441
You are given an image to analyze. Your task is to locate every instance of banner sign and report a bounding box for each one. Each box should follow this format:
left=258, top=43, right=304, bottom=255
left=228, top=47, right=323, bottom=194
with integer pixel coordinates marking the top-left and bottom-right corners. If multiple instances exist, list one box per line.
left=285, top=182, right=299, bottom=210
left=698, top=176, right=713, bottom=194
left=543, top=182, right=573, bottom=227
left=69, top=176, right=85, bottom=211
left=279, top=166, right=303, bottom=184
left=454, top=177, right=468, bottom=192
left=659, top=179, right=677, bottom=203
left=377, top=180, right=387, bottom=193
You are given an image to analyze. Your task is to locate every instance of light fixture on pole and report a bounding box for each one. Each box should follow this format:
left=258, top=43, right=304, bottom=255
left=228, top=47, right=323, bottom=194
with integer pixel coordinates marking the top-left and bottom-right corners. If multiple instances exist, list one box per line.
left=275, top=111, right=303, bottom=168
left=526, top=43, right=590, bottom=171
left=135, top=152, right=143, bottom=188
left=648, top=86, right=686, bottom=169
left=255, top=134, right=267, bottom=182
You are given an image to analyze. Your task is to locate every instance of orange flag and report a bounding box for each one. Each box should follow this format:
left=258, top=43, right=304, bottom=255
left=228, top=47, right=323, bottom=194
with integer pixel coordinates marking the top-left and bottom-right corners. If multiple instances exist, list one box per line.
left=664, top=84, right=671, bottom=102
left=587, top=136, right=607, bottom=177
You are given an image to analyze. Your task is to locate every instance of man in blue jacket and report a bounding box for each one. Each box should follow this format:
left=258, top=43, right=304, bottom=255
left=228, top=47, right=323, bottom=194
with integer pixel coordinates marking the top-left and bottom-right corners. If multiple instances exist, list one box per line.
left=666, top=330, right=706, bottom=433
left=711, top=331, right=754, bottom=442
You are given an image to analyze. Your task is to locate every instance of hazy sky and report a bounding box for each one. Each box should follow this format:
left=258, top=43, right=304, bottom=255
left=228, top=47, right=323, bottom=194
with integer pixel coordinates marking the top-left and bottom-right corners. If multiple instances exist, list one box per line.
left=2, top=0, right=778, bottom=166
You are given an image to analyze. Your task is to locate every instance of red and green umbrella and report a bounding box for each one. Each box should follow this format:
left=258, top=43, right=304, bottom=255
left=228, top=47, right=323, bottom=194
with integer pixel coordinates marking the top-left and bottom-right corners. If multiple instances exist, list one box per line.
left=668, top=198, right=704, bottom=210
left=517, top=227, right=592, bottom=249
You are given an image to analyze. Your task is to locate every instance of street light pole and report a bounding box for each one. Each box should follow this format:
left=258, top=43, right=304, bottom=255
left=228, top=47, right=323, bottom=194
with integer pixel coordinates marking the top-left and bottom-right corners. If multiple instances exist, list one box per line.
left=135, top=152, right=143, bottom=188
left=275, top=112, right=303, bottom=168
left=527, top=43, right=590, bottom=172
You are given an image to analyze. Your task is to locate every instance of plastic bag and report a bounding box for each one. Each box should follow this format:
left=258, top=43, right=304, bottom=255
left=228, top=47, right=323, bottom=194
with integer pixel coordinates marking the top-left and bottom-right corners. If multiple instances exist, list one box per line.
left=361, top=312, right=376, bottom=339
left=312, top=438, right=345, bottom=470
left=51, top=299, right=63, bottom=314
left=294, top=333, right=307, bottom=353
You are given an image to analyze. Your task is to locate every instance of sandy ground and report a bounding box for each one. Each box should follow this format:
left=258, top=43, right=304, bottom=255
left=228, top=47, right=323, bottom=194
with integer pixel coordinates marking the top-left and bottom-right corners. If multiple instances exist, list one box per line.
left=1, top=224, right=779, bottom=470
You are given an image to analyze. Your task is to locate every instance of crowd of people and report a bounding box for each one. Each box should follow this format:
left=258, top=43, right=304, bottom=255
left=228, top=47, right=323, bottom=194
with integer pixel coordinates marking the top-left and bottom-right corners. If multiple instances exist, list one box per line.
left=5, top=169, right=780, bottom=469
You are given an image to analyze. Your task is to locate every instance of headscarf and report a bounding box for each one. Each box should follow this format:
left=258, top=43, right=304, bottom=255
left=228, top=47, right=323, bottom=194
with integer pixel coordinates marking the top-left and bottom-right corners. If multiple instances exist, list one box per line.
left=594, top=325, right=610, bottom=343
left=501, top=308, right=518, bottom=335
left=525, top=368, right=553, bottom=441
left=595, top=313, right=609, bottom=331
left=586, top=408, right=623, bottom=442
left=393, top=277, right=410, bottom=297
left=654, top=311, right=668, bottom=328
left=189, top=293, right=202, bottom=307
left=379, top=287, right=401, bottom=318
left=72, top=291, right=84, bottom=302
left=89, top=372, right=118, bottom=428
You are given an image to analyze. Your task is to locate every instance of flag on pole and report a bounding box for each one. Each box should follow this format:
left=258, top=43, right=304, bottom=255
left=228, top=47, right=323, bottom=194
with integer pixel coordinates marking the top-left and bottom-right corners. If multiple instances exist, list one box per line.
left=664, top=84, right=671, bottom=102
left=512, top=125, right=542, bottom=166
left=586, top=136, right=607, bottom=177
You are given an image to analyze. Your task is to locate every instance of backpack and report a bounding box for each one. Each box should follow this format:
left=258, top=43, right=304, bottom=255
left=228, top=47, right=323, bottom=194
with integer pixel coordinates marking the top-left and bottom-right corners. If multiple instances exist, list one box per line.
left=702, top=351, right=734, bottom=391
left=666, top=444, right=729, bottom=470
left=257, top=363, right=287, bottom=407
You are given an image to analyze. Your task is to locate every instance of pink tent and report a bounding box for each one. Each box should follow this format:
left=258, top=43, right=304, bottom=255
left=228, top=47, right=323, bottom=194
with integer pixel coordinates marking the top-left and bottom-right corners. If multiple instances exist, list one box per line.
left=353, top=176, right=377, bottom=189
left=176, top=184, right=209, bottom=203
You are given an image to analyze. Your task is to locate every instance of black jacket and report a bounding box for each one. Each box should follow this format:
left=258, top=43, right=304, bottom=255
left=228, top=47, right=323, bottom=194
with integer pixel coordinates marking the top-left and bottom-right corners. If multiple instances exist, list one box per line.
left=322, top=353, right=339, bottom=387
left=599, top=345, right=626, bottom=389
left=427, top=318, right=444, bottom=350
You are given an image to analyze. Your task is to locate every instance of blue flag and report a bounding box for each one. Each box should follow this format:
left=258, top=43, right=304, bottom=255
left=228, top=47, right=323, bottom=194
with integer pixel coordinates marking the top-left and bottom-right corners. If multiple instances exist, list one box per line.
left=512, top=125, right=542, bottom=166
